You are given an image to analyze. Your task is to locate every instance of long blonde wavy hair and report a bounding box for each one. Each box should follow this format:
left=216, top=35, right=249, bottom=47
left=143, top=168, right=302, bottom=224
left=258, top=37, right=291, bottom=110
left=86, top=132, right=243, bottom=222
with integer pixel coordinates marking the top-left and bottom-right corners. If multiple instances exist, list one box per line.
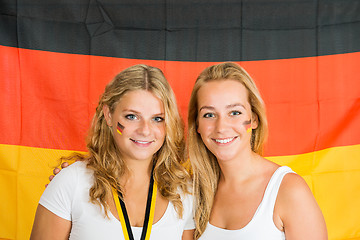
left=187, top=62, right=268, bottom=239
left=62, top=64, right=190, bottom=217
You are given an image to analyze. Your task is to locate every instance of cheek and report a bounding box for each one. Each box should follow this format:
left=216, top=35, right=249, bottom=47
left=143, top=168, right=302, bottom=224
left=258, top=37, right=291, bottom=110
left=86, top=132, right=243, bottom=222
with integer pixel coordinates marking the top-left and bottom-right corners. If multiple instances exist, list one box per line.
left=197, top=120, right=213, bottom=136
left=155, top=124, right=166, bottom=139
left=115, top=122, right=136, bottom=138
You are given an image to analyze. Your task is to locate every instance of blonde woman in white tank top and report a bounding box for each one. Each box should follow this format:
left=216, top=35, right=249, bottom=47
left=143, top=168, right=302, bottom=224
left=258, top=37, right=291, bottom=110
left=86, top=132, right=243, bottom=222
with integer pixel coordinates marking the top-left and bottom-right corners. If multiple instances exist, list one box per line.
left=188, top=62, right=327, bottom=240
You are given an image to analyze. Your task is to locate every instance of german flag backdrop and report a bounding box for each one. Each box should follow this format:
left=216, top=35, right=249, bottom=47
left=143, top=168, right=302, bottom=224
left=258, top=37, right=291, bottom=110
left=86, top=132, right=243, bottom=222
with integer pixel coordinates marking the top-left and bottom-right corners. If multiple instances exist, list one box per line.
left=1, top=0, right=359, bottom=239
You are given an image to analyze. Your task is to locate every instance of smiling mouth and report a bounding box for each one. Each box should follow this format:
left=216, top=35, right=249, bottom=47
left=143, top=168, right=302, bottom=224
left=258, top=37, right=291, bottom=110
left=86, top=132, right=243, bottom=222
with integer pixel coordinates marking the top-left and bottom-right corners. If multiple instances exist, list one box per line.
left=212, top=137, right=237, bottom=144
left=130, top=139, right=154, bottom=145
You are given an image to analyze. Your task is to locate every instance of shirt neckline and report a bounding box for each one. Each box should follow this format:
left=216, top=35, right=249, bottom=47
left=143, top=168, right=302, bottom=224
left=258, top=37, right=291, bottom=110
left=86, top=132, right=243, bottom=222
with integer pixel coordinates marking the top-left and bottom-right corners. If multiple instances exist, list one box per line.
left=109, top=200, right=171, bottom=229
left=208, top=166, right=288, bottom=232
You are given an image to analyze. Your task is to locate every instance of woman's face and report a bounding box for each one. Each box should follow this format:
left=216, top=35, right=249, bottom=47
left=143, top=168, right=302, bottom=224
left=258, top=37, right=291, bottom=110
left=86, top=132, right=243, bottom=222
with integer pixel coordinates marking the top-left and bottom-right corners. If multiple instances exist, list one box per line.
left=196, top=79, right=257, bottom=162
left=104, top=90, right=166, bottom=163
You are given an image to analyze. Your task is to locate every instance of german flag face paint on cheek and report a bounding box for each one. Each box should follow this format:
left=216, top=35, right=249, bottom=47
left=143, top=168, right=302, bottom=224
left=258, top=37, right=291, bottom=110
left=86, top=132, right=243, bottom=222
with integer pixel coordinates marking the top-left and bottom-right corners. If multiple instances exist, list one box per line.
left=117, top=122, right=124, bottom=135
left=243, top=120, right=252, bottom=133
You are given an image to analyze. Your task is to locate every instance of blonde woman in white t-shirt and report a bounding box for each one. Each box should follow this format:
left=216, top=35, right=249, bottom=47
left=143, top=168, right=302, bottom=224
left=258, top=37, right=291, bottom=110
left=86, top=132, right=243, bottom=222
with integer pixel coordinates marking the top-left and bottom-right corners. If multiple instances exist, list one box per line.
left=31, top=64, right=194, bottom=240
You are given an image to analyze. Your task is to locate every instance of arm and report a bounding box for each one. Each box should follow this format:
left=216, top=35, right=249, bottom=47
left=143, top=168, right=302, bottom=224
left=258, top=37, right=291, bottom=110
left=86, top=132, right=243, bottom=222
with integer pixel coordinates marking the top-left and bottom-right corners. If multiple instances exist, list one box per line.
left=276, top=173, right=327, bottom=240
left=30, top=204, right=71, bottom=240
left=182, top=229, right=195, bottom=240
left=35, top=162, right=77, bottom=239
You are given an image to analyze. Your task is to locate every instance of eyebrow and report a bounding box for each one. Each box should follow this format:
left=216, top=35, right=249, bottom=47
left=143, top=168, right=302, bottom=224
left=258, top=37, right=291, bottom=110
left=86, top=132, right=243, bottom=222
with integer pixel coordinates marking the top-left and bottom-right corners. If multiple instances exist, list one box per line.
left=122, top=109, right=164, bottom=116
left=199, top=103, right=245, bottom=112
left=122, top=109, right=140, bottom=114
left=226, top=103, right=246, bottom=109
left=199, top=106, right=215, bottom=112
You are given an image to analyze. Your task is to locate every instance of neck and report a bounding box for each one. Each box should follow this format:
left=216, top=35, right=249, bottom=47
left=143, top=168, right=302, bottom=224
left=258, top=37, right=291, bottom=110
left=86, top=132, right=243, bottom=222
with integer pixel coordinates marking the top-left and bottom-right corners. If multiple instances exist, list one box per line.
left=119, top=158, right=153, bottom=188
left=218, top=150, right=259, bottom=185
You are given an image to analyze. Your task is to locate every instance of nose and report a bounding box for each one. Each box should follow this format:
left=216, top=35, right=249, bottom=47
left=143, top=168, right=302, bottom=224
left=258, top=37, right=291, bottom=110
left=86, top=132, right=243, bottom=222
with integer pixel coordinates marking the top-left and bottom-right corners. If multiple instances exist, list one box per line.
left=138, top=119, right=151, bottom=136
left=215, top=115, right=228, bottom=133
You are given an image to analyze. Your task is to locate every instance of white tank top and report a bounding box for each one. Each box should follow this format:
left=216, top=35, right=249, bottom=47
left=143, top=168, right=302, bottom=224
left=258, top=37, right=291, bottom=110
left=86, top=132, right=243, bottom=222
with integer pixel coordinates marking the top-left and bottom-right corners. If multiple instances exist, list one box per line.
left=198, top=166, right=294, bottom=240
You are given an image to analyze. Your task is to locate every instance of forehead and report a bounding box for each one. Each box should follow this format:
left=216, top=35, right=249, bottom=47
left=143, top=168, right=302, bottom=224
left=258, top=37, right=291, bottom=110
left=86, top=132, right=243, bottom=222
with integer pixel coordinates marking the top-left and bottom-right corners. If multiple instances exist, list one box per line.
left=197, top=79, right=249, bottom=108
left=116, top=89, right=164, bottom=112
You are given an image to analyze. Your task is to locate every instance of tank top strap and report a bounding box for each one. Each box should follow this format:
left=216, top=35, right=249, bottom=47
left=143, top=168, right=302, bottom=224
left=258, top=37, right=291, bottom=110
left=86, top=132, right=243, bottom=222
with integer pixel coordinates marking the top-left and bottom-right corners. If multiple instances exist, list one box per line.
left=255, top=166, right=295, bottom=220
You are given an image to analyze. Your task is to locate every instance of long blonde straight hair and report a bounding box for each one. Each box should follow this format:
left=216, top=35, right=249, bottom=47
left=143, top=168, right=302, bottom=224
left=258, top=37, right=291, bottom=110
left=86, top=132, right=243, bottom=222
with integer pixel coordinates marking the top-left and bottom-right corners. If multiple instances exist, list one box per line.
left=62, top=64, right=190, bottom=217
left=187, top=62, right=268, bottom=238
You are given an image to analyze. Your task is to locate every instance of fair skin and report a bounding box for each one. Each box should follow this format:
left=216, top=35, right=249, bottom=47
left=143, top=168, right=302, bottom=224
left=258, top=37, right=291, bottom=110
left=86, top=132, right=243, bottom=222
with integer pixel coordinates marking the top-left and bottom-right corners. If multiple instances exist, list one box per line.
left=31, top=90, right=194, bottom=240
left=196, top=79, right=327, bottom=239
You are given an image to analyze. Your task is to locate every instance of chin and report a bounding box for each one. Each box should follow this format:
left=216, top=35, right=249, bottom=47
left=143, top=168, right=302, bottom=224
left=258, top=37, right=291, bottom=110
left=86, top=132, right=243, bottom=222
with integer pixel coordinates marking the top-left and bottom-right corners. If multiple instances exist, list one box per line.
left=213, top=153, right=236, bottom=162
left=136, top=155, right=155, bottom=161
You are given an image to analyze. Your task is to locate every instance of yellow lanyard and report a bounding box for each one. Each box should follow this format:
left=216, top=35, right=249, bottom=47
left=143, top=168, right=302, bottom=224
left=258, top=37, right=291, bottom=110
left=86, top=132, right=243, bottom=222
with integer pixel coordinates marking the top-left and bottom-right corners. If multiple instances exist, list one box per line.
left=112, top=175, right=157, bottom=240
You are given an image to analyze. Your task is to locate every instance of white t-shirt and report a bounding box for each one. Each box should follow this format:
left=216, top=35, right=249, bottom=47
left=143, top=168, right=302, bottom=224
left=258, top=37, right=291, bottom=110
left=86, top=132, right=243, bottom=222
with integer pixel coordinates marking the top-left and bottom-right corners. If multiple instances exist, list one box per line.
left=40, top=161, right=195, bottom=240
left=198, top=166, right=294, bottom=240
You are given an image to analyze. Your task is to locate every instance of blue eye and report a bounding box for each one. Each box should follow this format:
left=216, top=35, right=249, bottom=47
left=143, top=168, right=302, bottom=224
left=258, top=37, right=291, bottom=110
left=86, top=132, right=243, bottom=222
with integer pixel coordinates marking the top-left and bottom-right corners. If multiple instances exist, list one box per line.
left=203, top=113, right=215, bottom=118
left=153, top=116, right=164, bottom=122
left=125, top=114, right=137, bottom=120
left=230, top=111, right=241, bottom=116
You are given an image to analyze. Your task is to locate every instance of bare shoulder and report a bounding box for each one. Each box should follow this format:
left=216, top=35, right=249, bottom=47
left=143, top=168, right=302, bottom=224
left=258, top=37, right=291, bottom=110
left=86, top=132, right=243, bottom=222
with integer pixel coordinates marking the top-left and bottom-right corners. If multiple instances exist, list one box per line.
left=275, top=172, right=328, bottom=240
left=277, top=172, right=319, bottom=216
left=279, top=172, right=310, bottom=198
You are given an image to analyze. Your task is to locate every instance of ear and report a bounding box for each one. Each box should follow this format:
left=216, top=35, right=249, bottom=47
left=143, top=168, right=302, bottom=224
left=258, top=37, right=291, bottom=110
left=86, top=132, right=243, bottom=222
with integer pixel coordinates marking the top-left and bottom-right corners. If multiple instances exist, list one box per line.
left=196, top=118, right=200, bottom=134
left=251, top=112, right=259, bottom=130
left=103, top=105, right=112, bottom=126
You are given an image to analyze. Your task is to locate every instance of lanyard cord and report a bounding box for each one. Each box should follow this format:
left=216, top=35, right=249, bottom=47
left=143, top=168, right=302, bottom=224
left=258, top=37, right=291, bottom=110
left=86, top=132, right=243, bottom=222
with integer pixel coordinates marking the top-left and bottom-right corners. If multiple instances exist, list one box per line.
left=112, top=168, right=157, bottom=240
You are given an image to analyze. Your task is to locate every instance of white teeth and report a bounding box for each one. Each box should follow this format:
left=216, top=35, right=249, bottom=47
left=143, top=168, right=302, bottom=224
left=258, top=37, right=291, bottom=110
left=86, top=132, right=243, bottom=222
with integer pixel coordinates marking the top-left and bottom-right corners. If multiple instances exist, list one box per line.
left=214, top=137, right=235, bottom=144
left=131, top=139, right=152, bottom=144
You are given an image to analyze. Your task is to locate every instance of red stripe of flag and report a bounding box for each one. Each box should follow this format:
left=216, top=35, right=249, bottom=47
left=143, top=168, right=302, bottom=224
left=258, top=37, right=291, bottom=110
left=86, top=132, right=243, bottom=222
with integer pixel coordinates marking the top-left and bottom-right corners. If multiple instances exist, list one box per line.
left=0, top=45, right=359, bottom=156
